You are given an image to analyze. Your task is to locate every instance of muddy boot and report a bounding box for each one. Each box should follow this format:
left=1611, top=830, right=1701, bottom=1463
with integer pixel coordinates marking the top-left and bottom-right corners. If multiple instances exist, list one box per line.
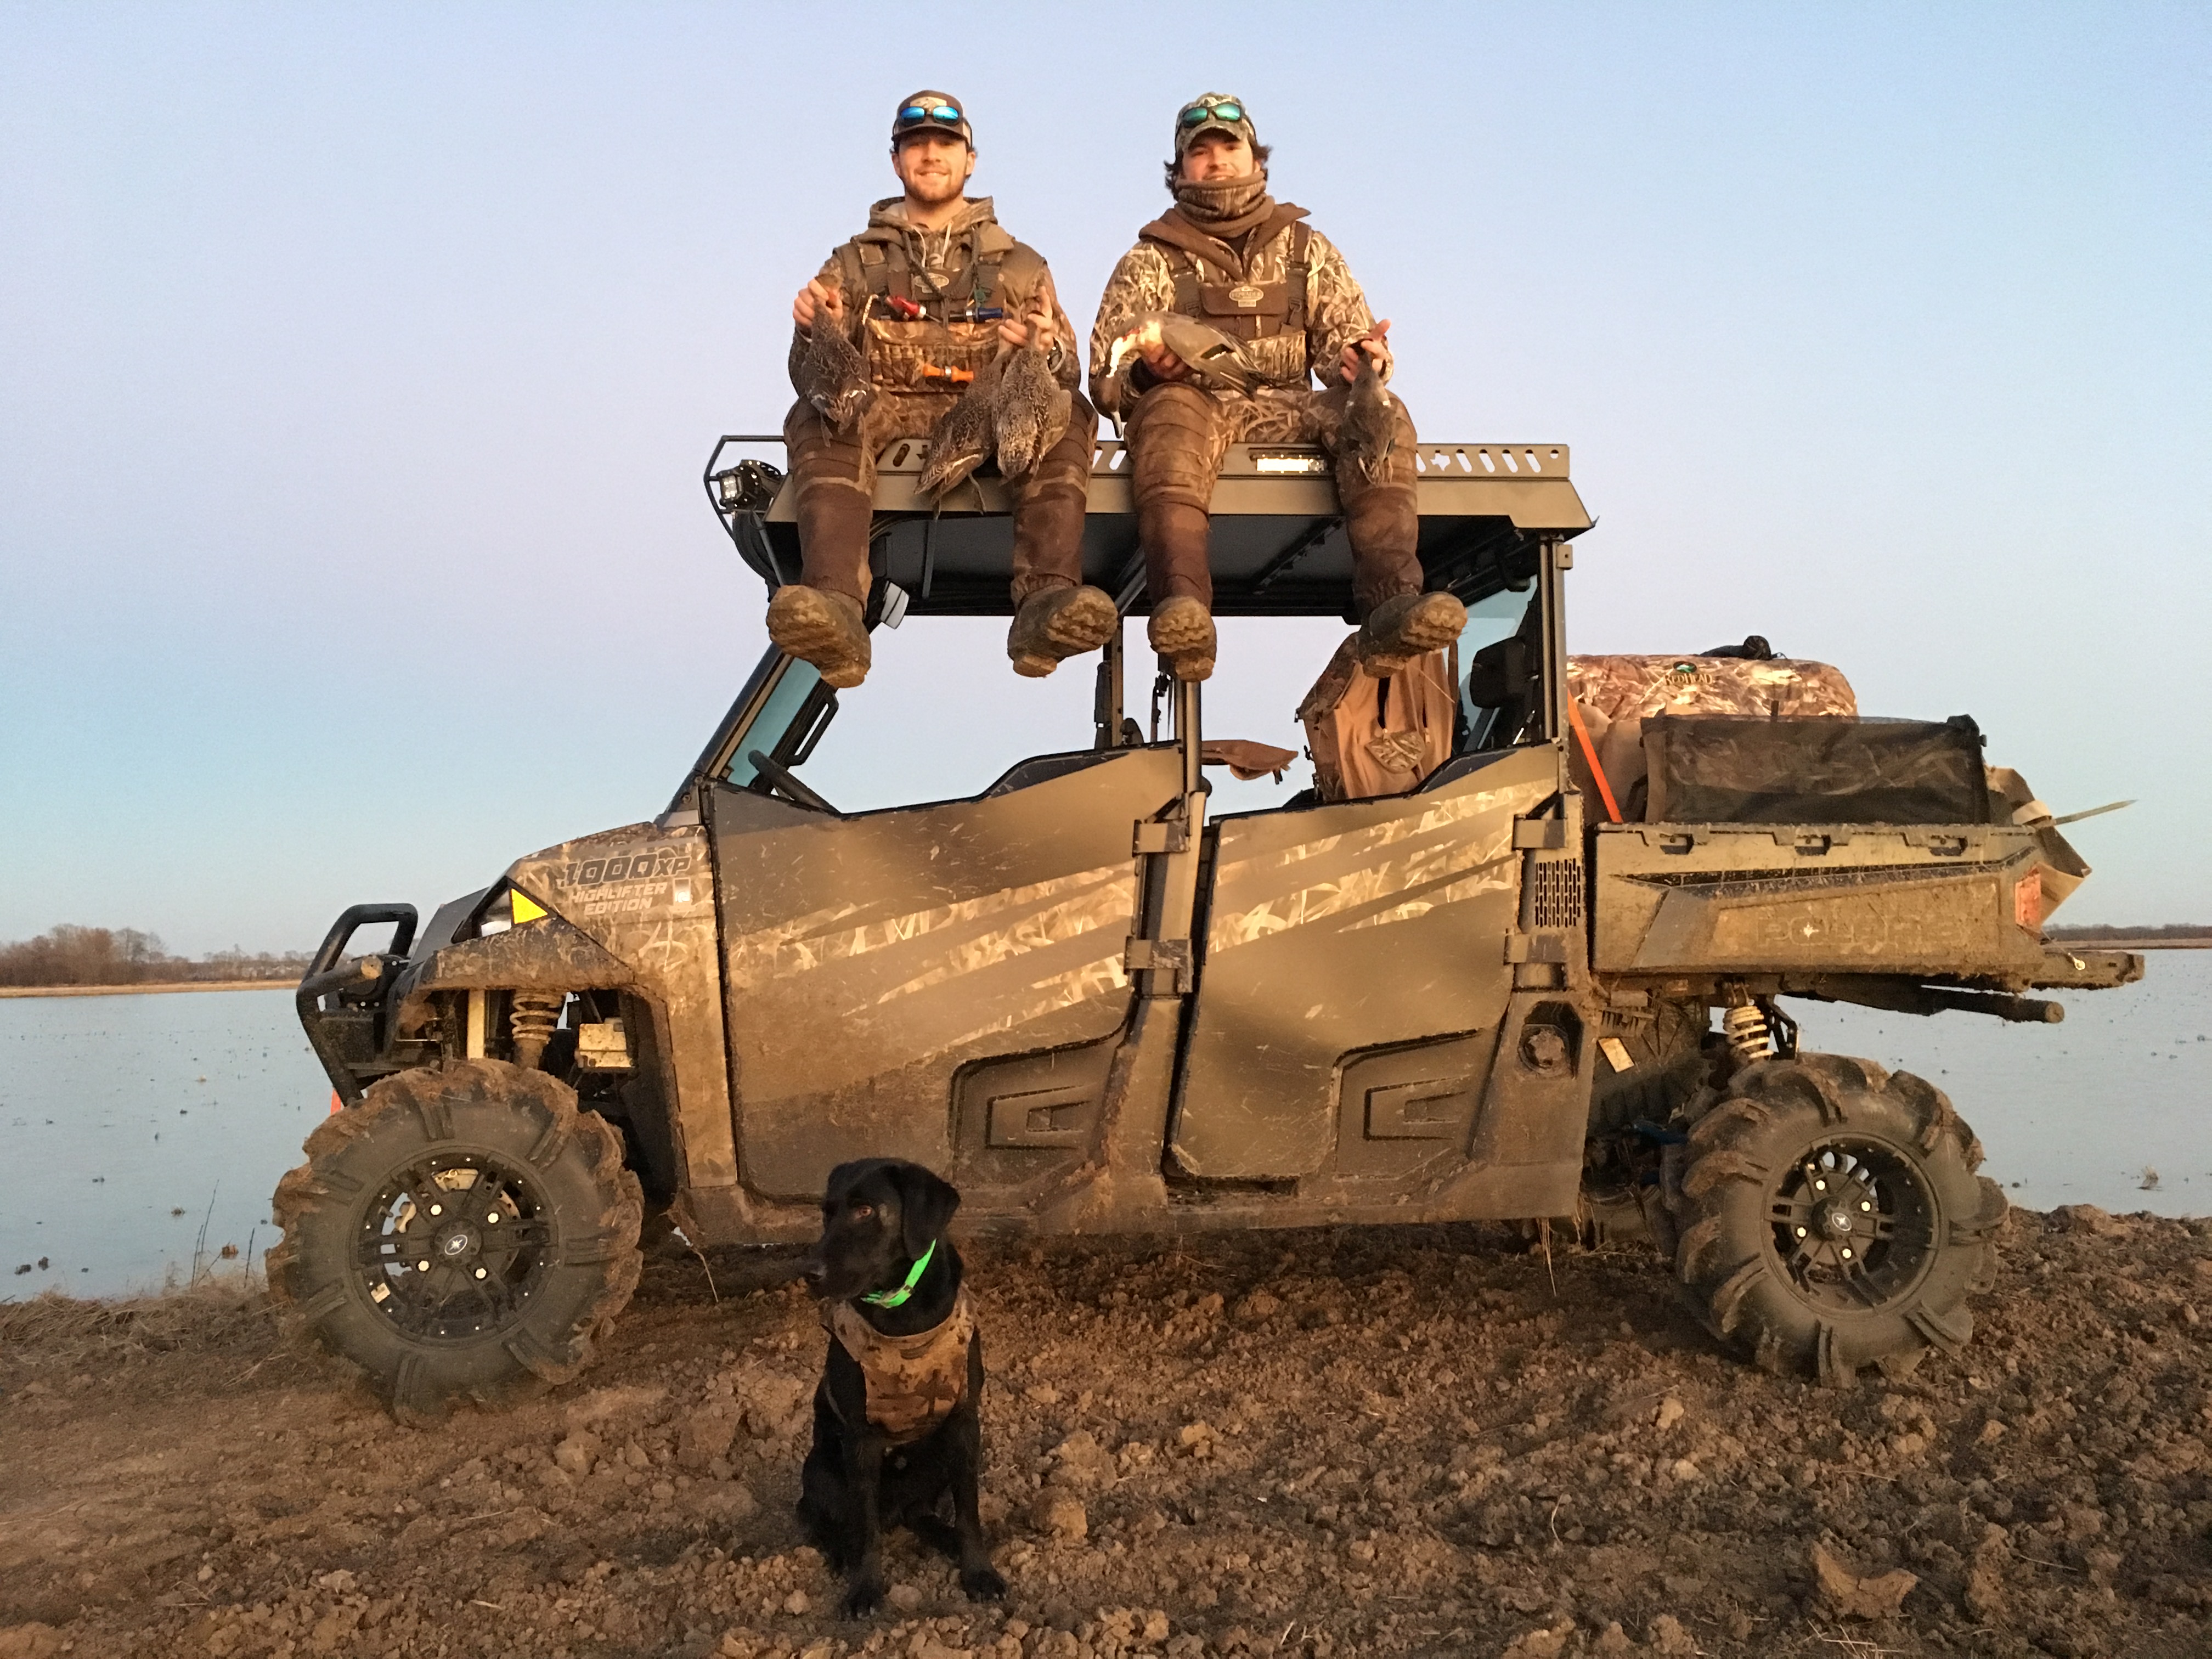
left=1356, top=591, right=1467, bottom=678
left=1139, top=498, right=1216, bottom=682
left=1147, top=597, right=1217, bottom=682
left=1007, top=584, right=1120, bottom=679
left=766, top=585, right=871, bottom=689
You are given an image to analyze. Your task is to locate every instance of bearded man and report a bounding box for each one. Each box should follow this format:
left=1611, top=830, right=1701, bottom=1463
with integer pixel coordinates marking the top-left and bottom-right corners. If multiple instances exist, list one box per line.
left=777, top=93, right=1116, bottom=688
left=1088, top=94, right=1465, bottom=682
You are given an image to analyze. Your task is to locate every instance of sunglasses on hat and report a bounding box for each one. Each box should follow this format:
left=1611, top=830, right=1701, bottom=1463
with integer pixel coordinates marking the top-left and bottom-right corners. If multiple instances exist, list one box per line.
left=1178, top=99, right=1245, bottom=127
left=901, top=103, right=963, bottom=126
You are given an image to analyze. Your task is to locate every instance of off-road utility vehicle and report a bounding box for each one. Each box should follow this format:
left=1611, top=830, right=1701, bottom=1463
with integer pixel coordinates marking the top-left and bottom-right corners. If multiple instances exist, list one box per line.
left=272, top=433, right=2141, bottom=1422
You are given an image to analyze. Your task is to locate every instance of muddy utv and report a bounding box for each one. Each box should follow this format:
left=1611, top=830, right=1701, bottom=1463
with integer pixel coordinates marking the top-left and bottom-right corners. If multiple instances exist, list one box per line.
left=271, top=432, right=2142, bottom=1422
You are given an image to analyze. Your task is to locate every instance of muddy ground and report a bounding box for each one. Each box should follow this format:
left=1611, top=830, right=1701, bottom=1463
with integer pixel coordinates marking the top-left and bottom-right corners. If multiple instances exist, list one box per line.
left=2, top=1206, right=2208, bottom=1659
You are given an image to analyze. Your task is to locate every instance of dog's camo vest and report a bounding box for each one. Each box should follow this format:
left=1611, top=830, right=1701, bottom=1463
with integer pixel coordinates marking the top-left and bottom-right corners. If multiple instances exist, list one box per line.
left=822, top=1285, right=976, bottom=1445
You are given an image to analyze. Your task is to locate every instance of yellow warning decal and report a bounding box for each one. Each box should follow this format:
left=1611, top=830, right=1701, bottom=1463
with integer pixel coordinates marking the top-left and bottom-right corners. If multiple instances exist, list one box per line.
left=510, top=890, right=548, bottom=924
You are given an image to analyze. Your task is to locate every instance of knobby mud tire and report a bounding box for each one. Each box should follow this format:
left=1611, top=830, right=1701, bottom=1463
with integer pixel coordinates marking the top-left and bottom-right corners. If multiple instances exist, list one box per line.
left=1588, top=997, right=1714, bottom=1134
left=267, top=1058, right=644, bottom=1426
left=1673, top=1053, right=2006, bottom=1385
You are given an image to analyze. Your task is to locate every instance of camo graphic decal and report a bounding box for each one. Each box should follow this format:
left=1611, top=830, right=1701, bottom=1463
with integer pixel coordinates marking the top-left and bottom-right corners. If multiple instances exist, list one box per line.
left=1206, top=781, right=1545, bottom=951
left=724, top=865, right=1136, bottom=994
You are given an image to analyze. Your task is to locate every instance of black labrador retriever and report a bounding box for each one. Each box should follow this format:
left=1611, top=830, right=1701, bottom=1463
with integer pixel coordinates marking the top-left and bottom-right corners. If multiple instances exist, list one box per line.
left=797, top=1158, right=1005, bottom=1617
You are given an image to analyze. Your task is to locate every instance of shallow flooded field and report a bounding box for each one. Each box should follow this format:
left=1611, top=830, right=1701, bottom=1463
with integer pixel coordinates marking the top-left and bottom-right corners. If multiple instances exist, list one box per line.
left=1, top=988, right=323, bottom=1297
left=2, top=956, right=2205, bottom=1299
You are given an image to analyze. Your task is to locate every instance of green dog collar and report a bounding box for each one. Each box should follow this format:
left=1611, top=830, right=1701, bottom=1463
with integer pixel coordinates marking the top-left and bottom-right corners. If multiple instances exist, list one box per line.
left=860, top=1239, right=936, bottom=1308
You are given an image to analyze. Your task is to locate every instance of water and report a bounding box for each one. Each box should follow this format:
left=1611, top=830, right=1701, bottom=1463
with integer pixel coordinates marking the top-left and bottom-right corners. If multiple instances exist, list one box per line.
left=0, top=988, right=325, bottom=1299
left=2, top=958, right=2205, bottom=1300
left=1788, top=949, right=2211, bottom=1217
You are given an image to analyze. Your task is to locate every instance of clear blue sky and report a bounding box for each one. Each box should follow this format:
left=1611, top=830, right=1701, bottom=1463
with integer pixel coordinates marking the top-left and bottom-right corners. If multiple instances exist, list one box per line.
left=2, top=1, right=2206, bottom=953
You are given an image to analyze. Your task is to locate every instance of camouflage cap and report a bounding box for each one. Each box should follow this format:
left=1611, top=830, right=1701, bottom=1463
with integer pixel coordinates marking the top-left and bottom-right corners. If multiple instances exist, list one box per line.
left=1173, top=92, right=1257, bottom=156
left=892, top=90, right=972, bottom=148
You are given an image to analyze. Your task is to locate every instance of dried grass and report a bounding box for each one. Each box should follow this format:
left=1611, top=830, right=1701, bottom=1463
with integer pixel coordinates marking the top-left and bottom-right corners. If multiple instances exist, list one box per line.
left=0, top=1278, right=280, bottom=1367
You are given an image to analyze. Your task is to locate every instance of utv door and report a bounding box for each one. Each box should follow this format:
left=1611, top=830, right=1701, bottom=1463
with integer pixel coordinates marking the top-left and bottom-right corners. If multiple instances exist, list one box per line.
left=1167, top=745, right=1559, bottom=1183
left=707, top=746, right=1183, bottom=1199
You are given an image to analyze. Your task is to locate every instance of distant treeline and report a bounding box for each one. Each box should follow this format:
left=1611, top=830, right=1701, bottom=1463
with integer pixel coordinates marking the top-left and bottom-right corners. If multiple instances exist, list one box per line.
left=0, top=924, right=308, bottom=988
left=2046, top=923, right=2212, bottom=941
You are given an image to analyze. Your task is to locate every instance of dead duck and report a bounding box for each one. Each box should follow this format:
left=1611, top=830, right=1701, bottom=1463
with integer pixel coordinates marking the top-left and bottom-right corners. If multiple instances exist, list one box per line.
left=1334, top=323, right=1397, bottom=486
left=992, top=321, right=1071, bottom=481
left=917, top=361, right=1000, bottom=499
left=802, top=295, right=873, bottom=431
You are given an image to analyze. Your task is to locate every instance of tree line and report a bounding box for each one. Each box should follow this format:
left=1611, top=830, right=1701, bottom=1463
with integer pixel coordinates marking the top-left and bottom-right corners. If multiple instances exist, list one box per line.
left=0, top=924, right=310, bottom=988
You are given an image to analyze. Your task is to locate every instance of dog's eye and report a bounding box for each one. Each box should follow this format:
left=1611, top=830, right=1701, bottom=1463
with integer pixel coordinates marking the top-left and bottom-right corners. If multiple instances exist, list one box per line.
left=850, top=1204, right=873, bottom=1220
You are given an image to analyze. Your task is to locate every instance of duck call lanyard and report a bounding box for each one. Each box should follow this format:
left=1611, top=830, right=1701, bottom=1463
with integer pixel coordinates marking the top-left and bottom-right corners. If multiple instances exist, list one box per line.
left=861, top=1240, right=936, bottom=1308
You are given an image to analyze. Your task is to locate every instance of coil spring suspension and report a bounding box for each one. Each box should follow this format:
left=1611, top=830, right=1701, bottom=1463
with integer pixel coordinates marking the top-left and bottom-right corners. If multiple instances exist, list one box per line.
left=509, top=991, right=564, bottom=1070
left=1722, top=998, right=1772, bottom=1062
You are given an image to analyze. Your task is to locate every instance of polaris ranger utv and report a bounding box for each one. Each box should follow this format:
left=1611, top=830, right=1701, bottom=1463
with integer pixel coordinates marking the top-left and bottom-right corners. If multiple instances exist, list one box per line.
left=272, top=433, right=2140, bottom=1423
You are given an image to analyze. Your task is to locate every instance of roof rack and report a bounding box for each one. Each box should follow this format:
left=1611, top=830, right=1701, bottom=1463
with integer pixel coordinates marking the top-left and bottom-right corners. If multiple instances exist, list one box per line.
left=706, top=435, right=1592, bottom=620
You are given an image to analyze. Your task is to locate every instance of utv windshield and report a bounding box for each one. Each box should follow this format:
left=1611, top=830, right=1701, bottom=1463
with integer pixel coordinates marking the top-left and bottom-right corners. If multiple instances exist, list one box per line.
left=690, top=590, right=1541, bottom=820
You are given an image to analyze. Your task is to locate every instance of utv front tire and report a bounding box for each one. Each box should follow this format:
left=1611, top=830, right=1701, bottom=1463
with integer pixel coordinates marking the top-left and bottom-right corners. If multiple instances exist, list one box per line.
left=1674, top=1053, right=2005, bottom=1384
left=268, top=1059, right=644, bottom=1425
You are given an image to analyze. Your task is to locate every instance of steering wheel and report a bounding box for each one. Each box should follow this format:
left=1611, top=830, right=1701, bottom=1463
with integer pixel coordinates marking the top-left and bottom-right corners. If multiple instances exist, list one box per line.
left=747, top=751, right=839, bottom=814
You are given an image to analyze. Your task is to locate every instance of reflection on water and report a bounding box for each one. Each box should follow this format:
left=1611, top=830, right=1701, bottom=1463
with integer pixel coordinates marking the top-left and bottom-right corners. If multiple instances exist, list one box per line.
left=2, top=955, right=2204, bottom=1300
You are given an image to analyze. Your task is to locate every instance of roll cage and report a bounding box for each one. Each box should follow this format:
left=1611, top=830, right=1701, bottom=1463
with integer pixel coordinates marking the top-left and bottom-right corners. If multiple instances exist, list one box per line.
left=672, top=435, right=1594, bottom=823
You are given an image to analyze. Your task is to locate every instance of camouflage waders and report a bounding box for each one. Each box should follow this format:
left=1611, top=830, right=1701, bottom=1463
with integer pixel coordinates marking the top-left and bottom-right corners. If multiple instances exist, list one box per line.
left=1121, top=379, right=1421, bottom=616
left=782, top=387, right=1097, bottom=610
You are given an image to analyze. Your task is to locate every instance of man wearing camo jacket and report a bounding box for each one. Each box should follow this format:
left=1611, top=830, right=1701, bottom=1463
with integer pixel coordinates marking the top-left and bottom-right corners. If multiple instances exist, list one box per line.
left=1088, top=94, right=1464, bottom=682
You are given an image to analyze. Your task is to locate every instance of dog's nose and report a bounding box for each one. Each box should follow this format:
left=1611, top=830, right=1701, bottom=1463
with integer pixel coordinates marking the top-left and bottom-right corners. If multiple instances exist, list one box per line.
left=800, top=1257, right=826, bottom=1283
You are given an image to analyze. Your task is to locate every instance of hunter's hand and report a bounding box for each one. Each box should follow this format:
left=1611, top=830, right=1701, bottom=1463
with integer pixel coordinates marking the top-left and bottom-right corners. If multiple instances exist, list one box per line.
left=999, top=308, right=1056, bottom=352
left=1138, top=338, right=1193, bottom=382
left=793, top=279, right=843, bottom=332
left=1340, top=318, right=1393, bottom=383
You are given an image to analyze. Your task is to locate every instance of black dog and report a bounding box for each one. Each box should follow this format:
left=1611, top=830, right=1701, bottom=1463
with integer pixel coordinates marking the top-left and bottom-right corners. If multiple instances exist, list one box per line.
left=797, top=1158, right=1005, bottom=1617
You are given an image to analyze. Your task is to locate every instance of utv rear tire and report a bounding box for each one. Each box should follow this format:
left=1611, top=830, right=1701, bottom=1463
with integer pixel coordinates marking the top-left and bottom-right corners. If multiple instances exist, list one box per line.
left=1674, top=1053, right=2005, bottom=1384
left=1589, top=996, right=1713, bottom=1133
left=267, top=1059, right=644, bottom=1425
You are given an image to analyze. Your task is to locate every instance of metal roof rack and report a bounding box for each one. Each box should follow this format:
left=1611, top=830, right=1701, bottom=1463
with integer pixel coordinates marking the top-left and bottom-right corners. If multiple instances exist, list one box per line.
left=706, top=435, right=1592, bottom=620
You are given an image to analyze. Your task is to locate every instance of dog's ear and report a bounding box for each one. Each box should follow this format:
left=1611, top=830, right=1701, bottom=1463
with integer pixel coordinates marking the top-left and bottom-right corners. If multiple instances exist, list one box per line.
left=893, top=1163, right=961, bottom=1260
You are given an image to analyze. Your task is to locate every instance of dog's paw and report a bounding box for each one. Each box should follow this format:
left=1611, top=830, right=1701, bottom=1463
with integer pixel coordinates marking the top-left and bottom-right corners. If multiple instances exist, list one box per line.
left=960, top=1564, right=1008, bottom=1601
left=840, top=1575, right=888, bottom=1619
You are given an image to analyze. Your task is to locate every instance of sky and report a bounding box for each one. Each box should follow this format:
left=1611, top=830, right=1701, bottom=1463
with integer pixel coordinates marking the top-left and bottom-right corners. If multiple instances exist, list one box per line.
left=2, top=1, right=2207, bottom=953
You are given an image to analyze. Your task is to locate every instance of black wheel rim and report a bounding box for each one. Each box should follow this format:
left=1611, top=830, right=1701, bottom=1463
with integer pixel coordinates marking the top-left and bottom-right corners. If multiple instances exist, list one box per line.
left=1765, top=1136, right=1938, bottom=1315
left=354, top=1151, right=555, bottom=1340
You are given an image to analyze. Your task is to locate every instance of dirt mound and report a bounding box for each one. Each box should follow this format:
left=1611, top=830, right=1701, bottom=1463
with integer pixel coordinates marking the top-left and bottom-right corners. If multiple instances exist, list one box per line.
left=2, top=1210, right=2207, bottom=1658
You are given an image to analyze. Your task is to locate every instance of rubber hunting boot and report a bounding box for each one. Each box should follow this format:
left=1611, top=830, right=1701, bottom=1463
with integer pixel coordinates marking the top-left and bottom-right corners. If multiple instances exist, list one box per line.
left=1139, top=499, right=1216, bottom=682
left=1147, top=598, right=1216, bottom=682
left=766, top=586, right=872, bottom=689
left=1007, top=584, right=1120, bottom=678
left=1356, top=591, right=1467, bottom=678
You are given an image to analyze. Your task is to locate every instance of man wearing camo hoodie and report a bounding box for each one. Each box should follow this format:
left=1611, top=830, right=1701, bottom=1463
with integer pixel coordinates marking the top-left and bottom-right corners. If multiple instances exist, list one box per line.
left=776, top=92, right=1116, bottom=689
left=1089, top=94, right=1463, bottom=682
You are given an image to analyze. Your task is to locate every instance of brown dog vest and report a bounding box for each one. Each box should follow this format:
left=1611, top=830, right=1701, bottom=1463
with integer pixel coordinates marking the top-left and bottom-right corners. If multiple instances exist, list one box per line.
left=822, top=1285, right=976, bottom=1444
